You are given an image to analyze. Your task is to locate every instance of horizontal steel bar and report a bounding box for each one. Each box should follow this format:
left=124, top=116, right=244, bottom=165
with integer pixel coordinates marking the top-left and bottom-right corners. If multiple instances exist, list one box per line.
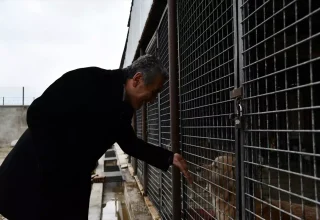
left=241, top=0, right=270, bottom=23
left=242, top=56, right=320, bottom=85
left=180, top=34, right=234, bottom=73
left=244, top=160, right=320, bottom=181
left=181, top=135, right=235, bottom=143
left=244, top=145, right=320, bottom=157
left=241, top=0, right=297, bottom=37
left=245, top=129, right=320, bottom=133
left=182, top=126, right=234, bottom=129
left=178, top=0, right=204, bottom=27
left=181, top=113, right=231, bottom=120
left=242, top=32, right=320, bottom=69
left=181, top=88, right=232, bottom=104
left=180, top=75, right=233, bottom=98
left=243, top=81, right=320, bottom=101
left=244, top=194, right=301, bottom=220
left=180, top=30, right=233, bottom=59
left=244, top=106, right=320, bottom=116
left=182, top=150, right=235, bottom=161
left=180, top=61, right=234, bottom=89
left=245, top=177, right=320, bottom=205
left=180, top=100, right=234, bottom=112
left=242, top=6, right=320, bottom=54
left=179, top=1, right=228, bottom=44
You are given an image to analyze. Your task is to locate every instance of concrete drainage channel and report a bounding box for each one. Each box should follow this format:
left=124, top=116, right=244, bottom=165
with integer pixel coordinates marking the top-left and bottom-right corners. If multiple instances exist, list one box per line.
left=89, top=144, right=154, bottom=220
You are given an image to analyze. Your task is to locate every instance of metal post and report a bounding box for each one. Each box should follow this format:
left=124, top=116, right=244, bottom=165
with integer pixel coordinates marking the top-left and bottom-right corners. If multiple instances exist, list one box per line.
left=132, top=112, right=138, bottom=175
left=2, top=97, right=4, bottom=105
left=140, top=48, right=148, bottom=195
left=156, top=30, right=164, bottom=213
left=168, top=1, right=181, bottom=219
left=22, top=87, right=24, bottom=106
left=235, top=0, right=245, bottom=218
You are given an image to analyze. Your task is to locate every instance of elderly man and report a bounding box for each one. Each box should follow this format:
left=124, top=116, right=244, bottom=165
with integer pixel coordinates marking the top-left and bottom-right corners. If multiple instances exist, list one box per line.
left=0, top=54, right=192, bottom=220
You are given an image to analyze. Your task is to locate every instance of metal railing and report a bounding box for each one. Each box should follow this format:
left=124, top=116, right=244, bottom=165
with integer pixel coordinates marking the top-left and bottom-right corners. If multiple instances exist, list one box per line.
left=1, top=87, right=36, bottom=106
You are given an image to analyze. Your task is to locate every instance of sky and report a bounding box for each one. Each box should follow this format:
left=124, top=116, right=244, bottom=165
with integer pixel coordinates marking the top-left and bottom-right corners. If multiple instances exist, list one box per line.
left=0, top=0, right=131, bottom=103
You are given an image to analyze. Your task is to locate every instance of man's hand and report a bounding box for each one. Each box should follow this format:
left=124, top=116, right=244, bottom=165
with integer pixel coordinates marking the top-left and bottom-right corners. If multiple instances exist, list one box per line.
left=172, top=153, right=193, bottom=184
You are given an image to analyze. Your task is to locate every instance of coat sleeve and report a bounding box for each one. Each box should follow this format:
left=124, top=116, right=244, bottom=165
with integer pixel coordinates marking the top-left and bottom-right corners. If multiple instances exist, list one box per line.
left=114, top=119, right=174, bottom=172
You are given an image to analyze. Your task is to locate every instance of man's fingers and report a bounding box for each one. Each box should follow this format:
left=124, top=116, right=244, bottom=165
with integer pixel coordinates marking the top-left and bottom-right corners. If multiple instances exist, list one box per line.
left=172, top=154, right=193, bottom=184
left=183, top=170, right=193, bottom=184
left=181, top=167, right=193, bottom=184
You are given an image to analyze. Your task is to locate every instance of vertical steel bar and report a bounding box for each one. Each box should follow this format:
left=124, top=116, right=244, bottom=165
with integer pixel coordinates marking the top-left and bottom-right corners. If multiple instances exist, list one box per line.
left=156, top=29, right=164, bottom=214
left=22, top=87, right=24, bottom=106
left=168, top=0, right=181, bottom=219
left=158, top=92, right=163, bottom=213
left=140, top=47, right=148, bottom=195
left=132, top=112, right=137, bottom=175
left=176, top=4, right=187, bottom=219
left=2, top=97, right=4, bottom=105
left=237, top=0, right=246, bottom=219
left=233, top=0, right=243, bottom=219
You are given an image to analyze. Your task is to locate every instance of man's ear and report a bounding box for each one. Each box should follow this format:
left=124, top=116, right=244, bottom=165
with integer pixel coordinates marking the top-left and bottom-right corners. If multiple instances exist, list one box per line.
left=132, top=72, right=143, bottom=87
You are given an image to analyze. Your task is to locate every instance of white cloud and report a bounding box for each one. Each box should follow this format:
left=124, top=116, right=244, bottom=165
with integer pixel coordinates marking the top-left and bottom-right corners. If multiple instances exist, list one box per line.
left=0, top=0, right=131, bottom=97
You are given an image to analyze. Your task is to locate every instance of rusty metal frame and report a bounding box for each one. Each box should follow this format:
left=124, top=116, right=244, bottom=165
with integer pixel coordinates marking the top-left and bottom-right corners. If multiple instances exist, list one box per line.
left=168, top=0, right=181, bottom=219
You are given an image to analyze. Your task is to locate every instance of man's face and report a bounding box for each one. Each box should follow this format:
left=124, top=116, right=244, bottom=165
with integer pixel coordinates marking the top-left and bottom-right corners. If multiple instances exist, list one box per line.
left=126, top=72, right=165, bottom=109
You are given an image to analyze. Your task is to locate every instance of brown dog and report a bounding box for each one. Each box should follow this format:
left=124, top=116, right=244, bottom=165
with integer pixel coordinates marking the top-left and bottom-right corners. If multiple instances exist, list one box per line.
left=198, top=155, right=318, bottom=220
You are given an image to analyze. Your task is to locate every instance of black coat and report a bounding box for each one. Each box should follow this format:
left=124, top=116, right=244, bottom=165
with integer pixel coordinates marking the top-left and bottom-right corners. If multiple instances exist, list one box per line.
left=0, top=67, right=173, bottom=220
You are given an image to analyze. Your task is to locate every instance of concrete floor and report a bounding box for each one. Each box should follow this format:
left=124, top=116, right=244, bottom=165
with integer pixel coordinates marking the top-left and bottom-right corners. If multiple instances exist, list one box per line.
left=102, top=182, right=129, bottom=220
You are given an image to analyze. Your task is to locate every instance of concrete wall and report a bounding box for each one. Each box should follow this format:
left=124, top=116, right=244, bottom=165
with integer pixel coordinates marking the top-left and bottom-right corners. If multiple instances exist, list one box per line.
left=0, top=106, right=28, bottom=147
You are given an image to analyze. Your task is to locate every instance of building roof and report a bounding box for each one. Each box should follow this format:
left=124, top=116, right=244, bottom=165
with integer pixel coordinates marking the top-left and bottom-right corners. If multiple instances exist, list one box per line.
left=119, top=0, right=167, bottom=68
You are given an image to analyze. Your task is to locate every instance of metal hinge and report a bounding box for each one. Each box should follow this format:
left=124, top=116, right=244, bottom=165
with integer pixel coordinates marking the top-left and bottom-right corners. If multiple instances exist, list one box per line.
left=235, top=100, right=243, bottom=129
left=230, top=87, right=243, bottom=99
left=230, top=87, right=244, bottom=129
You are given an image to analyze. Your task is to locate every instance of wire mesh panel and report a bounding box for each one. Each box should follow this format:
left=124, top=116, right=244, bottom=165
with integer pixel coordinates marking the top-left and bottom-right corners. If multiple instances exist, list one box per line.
left=158, top=9, right=174, bottom=220
left=240, top=0, right=320, bottom=219
left=136, top=107, right=144, bottom=185
left=146, top=34, right=161, bottom=210
left=178, top=0, right=236, bottom=219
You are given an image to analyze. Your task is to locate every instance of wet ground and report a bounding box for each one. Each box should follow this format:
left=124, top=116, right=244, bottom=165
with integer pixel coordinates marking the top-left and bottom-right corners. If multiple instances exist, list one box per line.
left=102, top=182, right=130, bottom=220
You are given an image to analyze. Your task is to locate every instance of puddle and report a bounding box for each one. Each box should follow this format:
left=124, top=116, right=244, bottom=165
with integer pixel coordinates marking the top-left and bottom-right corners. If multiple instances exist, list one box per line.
left=101, top=182, right=130, bottom=220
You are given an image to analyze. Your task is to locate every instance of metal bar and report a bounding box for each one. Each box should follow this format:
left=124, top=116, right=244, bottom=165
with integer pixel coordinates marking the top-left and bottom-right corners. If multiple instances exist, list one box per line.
left=2, top=97, right=4, bottom=105
left=177, top=4, right=187, bottom=219
left=233, top=0, right=244, bottom=219
left=140, top=47, right=148, bottom=195
left=22, top=87, right=24, bottom=106
left=132, top=112, right=137, bottom=175
left=155, top=28, right=164, bottom=215
left=168, top=1, right=181, bottom=219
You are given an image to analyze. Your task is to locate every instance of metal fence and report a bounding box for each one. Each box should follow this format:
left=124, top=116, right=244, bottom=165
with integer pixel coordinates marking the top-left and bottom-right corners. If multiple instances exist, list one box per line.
left=135, top=107, right=144, bottom=185
left=178, top=0, right=236, bottom=219
left=130, top=0, right=320, bottom=219
left=146, top=33, right=161, bottom=210
left=240, top=0, right=320, bottom=219
left=158, top=9, right=174, bottom=220
left=1, top=87, right=36, bottom=106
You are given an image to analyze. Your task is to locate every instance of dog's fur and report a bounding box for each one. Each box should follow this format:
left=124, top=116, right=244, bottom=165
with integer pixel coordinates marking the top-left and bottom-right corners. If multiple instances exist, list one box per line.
left=197, top=155, right=318, bottom=220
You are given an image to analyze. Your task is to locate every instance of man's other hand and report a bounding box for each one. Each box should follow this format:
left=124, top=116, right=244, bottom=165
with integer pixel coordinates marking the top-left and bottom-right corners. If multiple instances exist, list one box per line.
left=172, top=153, right=193, bottom=184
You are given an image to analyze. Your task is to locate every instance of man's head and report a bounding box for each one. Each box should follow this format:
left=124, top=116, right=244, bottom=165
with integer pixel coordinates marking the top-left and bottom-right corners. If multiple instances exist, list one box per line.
left=124, top=54, right=168, bottom=109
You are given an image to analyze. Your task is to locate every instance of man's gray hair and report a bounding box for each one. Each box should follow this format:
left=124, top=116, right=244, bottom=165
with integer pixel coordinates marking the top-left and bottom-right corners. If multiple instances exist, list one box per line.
left=125, top=54, right=169, bottom=85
